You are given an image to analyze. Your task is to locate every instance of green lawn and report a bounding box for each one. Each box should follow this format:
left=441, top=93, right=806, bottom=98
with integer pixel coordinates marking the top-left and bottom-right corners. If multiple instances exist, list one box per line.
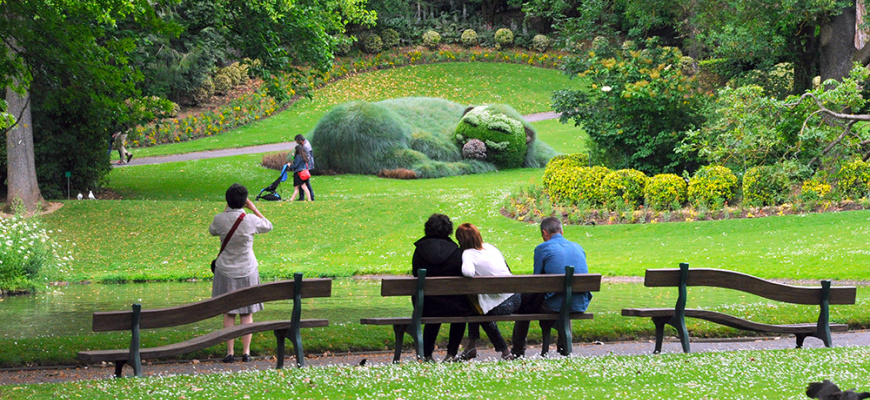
left=3, top=346, right=869, bottom=399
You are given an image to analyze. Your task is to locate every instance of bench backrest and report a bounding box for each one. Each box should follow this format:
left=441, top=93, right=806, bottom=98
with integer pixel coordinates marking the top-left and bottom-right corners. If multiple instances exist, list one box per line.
left=644, top=266, right=856, bottom=305
left=379, top=273, right=602, bottom=297
left=92, top=278, right=332, bottom=332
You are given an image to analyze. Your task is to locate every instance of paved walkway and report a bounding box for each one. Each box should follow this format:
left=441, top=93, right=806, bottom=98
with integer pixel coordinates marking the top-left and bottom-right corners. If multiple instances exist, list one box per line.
left=2, top=330, right=868, bottom=385
left=115, top=111, right=563, bottom=167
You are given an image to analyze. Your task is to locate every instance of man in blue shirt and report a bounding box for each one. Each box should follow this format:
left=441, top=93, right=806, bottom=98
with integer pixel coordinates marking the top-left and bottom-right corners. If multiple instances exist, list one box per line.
left=511, top=217, right=592, bottom=357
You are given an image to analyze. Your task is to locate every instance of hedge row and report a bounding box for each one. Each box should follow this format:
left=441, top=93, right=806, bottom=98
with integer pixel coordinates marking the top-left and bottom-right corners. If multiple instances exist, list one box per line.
left=542, top=155, right=870, bottom=211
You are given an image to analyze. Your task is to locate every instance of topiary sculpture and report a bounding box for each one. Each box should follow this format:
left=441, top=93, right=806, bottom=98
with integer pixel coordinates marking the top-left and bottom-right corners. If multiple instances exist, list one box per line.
left=310, top=97, right=555, bottom=178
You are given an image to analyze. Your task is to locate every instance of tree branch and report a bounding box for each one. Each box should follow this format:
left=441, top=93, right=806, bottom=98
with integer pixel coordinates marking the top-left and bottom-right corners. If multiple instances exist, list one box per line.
left=786, top=92, right=870, bottom=121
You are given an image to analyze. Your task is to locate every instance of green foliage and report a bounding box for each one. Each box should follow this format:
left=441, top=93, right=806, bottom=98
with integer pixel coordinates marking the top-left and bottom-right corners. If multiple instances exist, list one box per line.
left=461, top=29, right=479, bottom=47
left=742, top=165, right=791, bottom=207
left=680, top=85, right=785, bottom=173
left=645, top=173, right=688, bottom=211
left=363, top=34, right=383, bottom=54
left=837, top=159, right=870, bottom=200
left=422, top=30, right=441, bottom=49
left=688, top=165, right=738, bottom=208
left=601, top=169, right=648, bottom=208
left=799, top=178, right=834, bottom=204
left=381, top=29, right=400, bottom=48
left=494, top=28, right=514, bottom=49
left=0, top=216, right=69, bottom=293
left=454, top=105, right=528, bottom=169
left=553, top=38, right=706, bottom=174
left=543, top=164, right=610, bottom=206
left=531, top=34, right=550, bottom=52
left=409, top=130, right=461, bottom=162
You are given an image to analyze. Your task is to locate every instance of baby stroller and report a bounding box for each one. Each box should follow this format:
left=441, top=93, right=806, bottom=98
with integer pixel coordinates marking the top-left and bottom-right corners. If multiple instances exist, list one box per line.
left=256, top=164, right=289, bottom=201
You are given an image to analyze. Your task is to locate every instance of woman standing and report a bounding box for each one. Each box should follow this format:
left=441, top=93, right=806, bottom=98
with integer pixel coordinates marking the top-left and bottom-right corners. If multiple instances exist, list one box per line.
left=209, top=183, right=273, bottom=362
left=289, top=144, right=312, bottom=202
left=456, top=223, right=520, bottom=360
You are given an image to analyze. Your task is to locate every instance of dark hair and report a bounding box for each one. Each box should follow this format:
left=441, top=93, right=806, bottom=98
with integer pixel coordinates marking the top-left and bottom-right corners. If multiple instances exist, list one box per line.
left=295, top=144, right=309, bottom=163
left=226, top=183, right=248, bottom=209
left=424, top=214, right=453, bottom=239
left=294, top=134, right=305, bottom=142
left=455, top=223, right=484, bottom=250
left=540, top=217, right=562, bottom=235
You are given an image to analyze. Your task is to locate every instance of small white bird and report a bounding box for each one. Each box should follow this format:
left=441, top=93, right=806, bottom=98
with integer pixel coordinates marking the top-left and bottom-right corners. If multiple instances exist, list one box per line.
left=77, top=193, right=83, bottom=200
left=88, top=190, right=96, bottom=200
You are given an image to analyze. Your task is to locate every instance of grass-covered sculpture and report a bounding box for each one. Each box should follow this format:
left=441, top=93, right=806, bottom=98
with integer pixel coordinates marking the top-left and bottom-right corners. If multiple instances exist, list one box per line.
left=311, top=97, right=555, bottom=178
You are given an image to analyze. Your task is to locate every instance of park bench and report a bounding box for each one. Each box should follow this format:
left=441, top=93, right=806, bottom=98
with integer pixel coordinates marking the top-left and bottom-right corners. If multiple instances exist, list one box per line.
left=77, top=273, right=330, bottom=377
left=360, top=266, right=601, bottom=362
left=621, top=262, right=857, bottom=354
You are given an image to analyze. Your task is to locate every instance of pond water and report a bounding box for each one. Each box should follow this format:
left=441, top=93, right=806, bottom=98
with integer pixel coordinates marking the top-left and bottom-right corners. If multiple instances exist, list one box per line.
left=0, top=279, right=397, bottom=340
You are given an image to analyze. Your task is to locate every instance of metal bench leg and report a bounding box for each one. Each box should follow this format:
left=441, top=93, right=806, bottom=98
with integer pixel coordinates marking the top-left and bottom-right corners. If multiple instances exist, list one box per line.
left=113, top=360, right=127, bottom=378
left=671, top=317, right=691, bottom=353
left=391, top=324, right=408, bottom=363
left=795, top=333, right=808, bottom=349
left=274, top=329, right=288, bottom=369
left=652, top=317, right=668, bottom=354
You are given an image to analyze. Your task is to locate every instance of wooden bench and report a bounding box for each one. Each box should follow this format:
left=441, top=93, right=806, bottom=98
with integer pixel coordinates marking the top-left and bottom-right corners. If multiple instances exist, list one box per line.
left=621, top=262, right=857, bottom=353
left=360, top=266, right=601, bottom=362
left=77, top=273, right=330, bottom=377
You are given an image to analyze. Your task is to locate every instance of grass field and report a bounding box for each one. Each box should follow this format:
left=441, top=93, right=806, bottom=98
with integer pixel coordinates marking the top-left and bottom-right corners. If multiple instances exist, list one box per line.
left=2, top=61, right=868, bottom=391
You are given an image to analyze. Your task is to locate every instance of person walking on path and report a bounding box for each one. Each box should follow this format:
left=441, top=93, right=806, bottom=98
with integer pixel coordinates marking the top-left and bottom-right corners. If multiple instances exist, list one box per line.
left=209, top=183, right=273, bottom=363
left=294, top=134, right=315, bottom=201
left=511, top=217, right=593, bottom=358
left=113, top=126, right=133, bottom=164
left=288, top=144, right=312, bottom=201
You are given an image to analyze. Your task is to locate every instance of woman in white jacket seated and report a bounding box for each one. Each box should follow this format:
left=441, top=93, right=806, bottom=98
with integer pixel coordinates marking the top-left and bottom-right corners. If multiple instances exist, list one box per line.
left=456, top=223, right=520, bottom=361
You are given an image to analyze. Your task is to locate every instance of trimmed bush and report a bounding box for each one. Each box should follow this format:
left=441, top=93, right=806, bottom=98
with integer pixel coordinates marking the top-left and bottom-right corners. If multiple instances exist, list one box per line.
left=837, top=159, right=870, bottom=199
left=334, top=36, right=352, bottom=56
left=543, top=164, right=610, bottom=206
left=688, top=165, right=738, bottom=208
left=531, top=35, right=550, bottom=52
left=602, top=169, right=648, bottom=208
left=213, top=73, right=233, bottom=95
left=422, top=30, right=441, bottom=50
left=363, top=34, right=383, bottom=54
left=645, top=173, right=688, bottom=211
left=381, top=29, right=400, bottom=48
left=494, top=28, right=514, bottom=49
left=742, top=165, right=791, bottom=207
left=545, top=153, right=589, bottom=172
left=191, top=76, right=214, bottom=105
left=461, top=29, right=478, bottom=47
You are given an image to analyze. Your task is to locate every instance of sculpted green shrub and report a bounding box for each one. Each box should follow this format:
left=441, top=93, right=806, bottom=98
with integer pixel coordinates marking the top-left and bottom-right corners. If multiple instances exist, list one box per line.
left=531, top=35, right=550, bottom=52
left=837, top=159, right=870, bottom=199
left=542, top=154, right=589, bottom=204
left=688, top=165, right=737, bottom=208
left=494, top=28, right=514, bottom=49
left=742, top=165, right=790, bottom=207
left=422, top=30, right=441, bottom=49
left=645, top=173, right=688, bottom=211
left=461, top=29, right=478, bottom=47
left=602, top=169, right=648, bottom=208
left=363, top=34, right=383, bottom=54
left=381, top=29, right=400, bottom=48
left=454, top=105, right=528, bottom=169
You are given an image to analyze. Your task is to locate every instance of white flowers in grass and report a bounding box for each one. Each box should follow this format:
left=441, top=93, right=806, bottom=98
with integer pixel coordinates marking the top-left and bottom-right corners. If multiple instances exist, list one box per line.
left=0, top=216, right=73, bottom=291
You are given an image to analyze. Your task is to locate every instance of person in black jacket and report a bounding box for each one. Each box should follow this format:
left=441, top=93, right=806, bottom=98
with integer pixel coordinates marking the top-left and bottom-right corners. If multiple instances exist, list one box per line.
left=412, top=213, right=476, bottom=362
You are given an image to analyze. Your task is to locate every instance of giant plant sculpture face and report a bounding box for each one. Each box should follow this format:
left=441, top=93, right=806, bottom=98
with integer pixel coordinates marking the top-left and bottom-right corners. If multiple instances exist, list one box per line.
left=454, top=106, right=531, bottom=169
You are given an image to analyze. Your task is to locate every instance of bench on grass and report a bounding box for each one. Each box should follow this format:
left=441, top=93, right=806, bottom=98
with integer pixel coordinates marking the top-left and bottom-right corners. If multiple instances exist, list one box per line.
left=77, top=273, right=330, bottom=377
left=621, top=262, right=856, bottom=354
left=360, top=266, right=601, bottom=362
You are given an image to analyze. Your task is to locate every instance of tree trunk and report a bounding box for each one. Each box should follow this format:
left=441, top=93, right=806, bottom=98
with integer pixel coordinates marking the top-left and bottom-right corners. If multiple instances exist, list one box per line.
left=792, top=23, right=819, bottom=93
left=819, top=4, right=857, bottom=83
left=5, top=82, right=43, bottom=214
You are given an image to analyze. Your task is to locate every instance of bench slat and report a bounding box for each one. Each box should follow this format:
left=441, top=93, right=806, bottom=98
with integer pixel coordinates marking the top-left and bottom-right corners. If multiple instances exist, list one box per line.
left=643, top=269, right=856, bottom=305
left=380, top=274, right=601, bottom=296
left=78, top=319, right=329, bottom=362
left=621, top=308, right=848, bottom=334
left=361, top=312, right=593, bottom=325
left=93, top=279, right=332, bottom=332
